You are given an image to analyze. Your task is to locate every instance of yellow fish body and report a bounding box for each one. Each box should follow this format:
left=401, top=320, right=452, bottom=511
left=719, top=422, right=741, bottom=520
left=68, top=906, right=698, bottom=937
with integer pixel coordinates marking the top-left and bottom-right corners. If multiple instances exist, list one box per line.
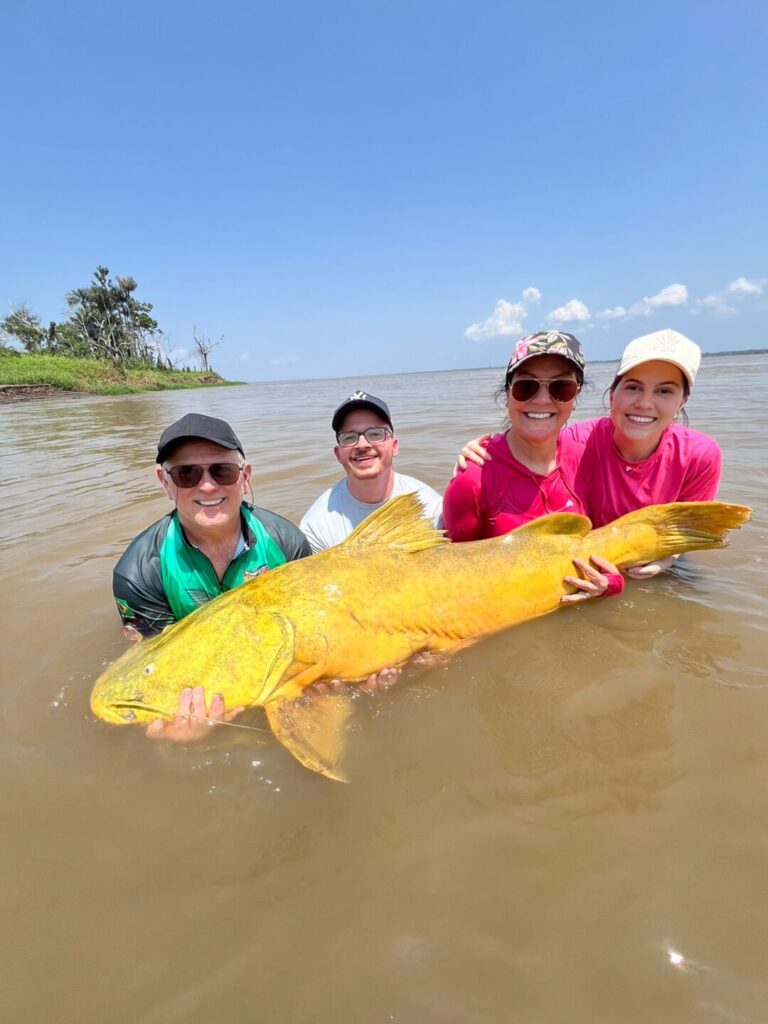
left=91, top=494, right=750, bottom=779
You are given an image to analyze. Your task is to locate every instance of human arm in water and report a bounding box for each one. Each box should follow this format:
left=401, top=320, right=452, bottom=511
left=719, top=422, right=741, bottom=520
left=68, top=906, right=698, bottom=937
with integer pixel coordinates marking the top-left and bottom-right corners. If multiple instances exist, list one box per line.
left=146, top=669, right=402, bottom=743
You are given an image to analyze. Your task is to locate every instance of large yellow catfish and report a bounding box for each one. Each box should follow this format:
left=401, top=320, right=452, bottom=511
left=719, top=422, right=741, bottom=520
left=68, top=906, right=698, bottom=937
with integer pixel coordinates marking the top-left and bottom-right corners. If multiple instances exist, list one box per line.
left=91, top=495, right=750, bottom=779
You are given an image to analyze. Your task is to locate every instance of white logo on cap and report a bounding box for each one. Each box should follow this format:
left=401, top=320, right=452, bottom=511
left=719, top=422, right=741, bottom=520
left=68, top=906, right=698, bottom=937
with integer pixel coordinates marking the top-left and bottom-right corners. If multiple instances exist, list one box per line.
left=653, top=337, right=681, bottom=354
left=349, top=390, right=368, bottom=400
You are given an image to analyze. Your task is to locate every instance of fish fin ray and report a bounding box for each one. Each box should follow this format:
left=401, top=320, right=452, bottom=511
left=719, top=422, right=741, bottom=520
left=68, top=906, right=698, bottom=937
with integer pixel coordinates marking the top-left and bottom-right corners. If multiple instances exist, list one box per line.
left=342, top=492, right=446, bottom=552
left=264, top=694, right=352, bottom=781
left=587, top=501, right=752, bottom=567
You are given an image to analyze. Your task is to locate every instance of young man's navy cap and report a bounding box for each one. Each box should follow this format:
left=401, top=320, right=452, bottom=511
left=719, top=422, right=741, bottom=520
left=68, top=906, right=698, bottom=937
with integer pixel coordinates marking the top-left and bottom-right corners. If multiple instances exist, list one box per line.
left=331, top=391, right=393, bottom=433
left=156, top=413, right=244, bottom=464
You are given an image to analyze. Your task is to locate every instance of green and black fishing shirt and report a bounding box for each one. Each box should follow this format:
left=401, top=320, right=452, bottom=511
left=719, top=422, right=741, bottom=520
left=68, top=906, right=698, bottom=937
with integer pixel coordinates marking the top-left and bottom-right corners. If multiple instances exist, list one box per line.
left=113, top=503, right=311, bottom=636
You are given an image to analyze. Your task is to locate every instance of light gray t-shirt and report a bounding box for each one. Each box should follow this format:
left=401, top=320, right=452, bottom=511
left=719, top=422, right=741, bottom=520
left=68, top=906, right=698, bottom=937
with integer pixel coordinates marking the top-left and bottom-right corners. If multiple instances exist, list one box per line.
left=300, top=472, right=443, bottom=554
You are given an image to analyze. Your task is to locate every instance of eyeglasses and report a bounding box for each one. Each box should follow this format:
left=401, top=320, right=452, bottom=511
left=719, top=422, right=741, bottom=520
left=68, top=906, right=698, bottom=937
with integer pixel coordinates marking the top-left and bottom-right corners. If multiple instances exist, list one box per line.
left=164, top=463, right=244, bottom=488
left=336, top=426, right=393, bottom=447
left=508, top=377, right=580, bottom=403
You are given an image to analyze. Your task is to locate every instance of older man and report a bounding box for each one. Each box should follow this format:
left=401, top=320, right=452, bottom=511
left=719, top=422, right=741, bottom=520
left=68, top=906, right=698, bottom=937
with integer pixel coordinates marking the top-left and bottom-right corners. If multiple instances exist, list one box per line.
left=300, top=391, right=442, bottom=552
left=113, top=412, right=310, bottom=739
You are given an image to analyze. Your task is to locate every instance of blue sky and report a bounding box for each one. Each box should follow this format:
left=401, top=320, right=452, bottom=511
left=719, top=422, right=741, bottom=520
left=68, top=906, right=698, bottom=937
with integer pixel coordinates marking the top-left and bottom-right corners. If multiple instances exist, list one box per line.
left=1, top=0, right=766, bottom=381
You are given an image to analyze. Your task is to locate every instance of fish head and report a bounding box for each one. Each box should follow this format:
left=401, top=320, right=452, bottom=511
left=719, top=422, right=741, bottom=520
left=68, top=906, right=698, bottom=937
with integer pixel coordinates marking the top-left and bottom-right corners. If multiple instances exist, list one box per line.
left=90, top=605, right=297, bottom=725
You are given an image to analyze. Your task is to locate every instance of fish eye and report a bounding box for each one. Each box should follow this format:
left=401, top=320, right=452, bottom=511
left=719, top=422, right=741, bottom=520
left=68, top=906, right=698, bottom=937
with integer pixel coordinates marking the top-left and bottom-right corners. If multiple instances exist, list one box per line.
left=123, top=711, right=137, bottom=722
left=143, top=665, right=154, bottom=676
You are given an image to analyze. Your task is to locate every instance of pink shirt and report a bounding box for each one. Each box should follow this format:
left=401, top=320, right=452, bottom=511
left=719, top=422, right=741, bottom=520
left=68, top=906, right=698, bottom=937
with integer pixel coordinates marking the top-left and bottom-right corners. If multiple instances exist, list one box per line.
left=442, top=431, right=586, bottom=542
left=565, top=417, right=722, bottom=527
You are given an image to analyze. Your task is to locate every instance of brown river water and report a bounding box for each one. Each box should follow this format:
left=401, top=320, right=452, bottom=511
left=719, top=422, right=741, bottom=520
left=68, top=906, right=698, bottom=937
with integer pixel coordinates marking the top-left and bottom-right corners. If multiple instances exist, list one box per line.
left=1, top=354, right=767, bottom=1023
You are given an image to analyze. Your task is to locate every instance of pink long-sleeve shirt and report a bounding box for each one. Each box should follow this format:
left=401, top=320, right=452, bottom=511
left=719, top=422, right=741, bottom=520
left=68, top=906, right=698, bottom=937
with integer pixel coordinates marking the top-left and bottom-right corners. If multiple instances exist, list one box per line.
left=566, top=417, right=722, bottom=526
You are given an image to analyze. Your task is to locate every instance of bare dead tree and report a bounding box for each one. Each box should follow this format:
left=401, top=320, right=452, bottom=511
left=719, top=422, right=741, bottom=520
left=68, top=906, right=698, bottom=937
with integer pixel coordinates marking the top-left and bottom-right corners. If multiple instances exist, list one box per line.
left=192, top=328, right=221, bottom=372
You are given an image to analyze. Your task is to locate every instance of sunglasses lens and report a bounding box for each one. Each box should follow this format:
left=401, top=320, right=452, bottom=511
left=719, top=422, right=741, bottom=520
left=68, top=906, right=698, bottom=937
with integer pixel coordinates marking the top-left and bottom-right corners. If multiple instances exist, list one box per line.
left=209, top=463, right=242, bottom=485
left=169, top=465, right=204, bottom=487
left=549, top=379, right=579, bottom=402
left=509, top=378, right=578, bottom=403
left=510, top=379, right=540, bottom=402
left=167, top=464, right=241, bottom=487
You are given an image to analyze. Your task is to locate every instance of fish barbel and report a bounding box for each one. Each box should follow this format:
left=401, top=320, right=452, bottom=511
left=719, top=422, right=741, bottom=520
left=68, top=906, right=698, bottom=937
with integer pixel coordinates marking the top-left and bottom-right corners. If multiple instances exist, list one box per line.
left=90, top=494, right=751, bottom=779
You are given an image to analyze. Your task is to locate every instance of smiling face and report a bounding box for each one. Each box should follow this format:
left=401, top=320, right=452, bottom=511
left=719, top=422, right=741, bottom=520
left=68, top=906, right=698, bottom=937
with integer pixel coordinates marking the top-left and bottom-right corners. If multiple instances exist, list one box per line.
left=157, top=439, right=251, bottom=535
left=505, top=354, right=580, bottom=447
left=610, top=360, right=688, bottom=456
left=334, top=409, right=398, bottom=484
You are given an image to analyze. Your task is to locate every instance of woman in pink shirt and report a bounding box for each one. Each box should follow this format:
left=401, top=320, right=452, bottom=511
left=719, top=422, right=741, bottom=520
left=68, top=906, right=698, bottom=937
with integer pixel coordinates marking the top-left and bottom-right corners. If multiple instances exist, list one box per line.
left=456, top=329, right=721, bottom=580
left=443, top=331, right=623, bottom=601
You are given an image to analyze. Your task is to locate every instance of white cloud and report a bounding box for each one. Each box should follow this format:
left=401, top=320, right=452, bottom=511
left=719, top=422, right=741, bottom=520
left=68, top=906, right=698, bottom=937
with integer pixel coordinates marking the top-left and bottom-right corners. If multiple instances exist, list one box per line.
left=727, top=277, right=763, bottom=296
left=465, top=299, right=527, bottom=341
left=268, top=353, right=299, bottom=366
left=596, top=306, right=627, bottom=320
left=629, top=283, right=688, bottom=317
left=695, top=294, right=737, bottom=317
left=547, top=298, right=591, bottom=324
left=649, top=283, right=688, bottom=307
left=522, top=286, right=542, bottom=303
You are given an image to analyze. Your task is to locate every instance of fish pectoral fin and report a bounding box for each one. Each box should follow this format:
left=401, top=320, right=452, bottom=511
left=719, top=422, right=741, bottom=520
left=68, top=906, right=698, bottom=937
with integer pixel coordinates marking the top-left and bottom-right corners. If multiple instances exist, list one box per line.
left=264, top=693, right=353, bottom=782
left=341, top=491, right=445, bottom=552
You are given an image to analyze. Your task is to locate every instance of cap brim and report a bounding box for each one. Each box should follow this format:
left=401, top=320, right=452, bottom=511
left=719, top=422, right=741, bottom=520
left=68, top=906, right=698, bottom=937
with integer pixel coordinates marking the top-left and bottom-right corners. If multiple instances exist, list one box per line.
left=157, top=435, right=241, bottom=463
left=617, top=356, right=695, bottom=388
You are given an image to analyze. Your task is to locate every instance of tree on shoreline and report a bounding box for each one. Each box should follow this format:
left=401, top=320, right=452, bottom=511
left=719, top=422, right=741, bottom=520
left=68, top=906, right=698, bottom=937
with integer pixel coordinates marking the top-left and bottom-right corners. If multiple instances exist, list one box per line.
left=192, top=327, right=220, bottom=372
left=2, top=267, right=165, bottom=368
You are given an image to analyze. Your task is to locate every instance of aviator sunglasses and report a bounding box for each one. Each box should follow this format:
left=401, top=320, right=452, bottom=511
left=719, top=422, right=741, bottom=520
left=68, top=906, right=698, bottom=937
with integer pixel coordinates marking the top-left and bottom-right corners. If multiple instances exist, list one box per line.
left=336, top=426, right=393, bottom=447
left=508, top=376, right=580, bottom=403
left=164, top=463, right=245, bottom=488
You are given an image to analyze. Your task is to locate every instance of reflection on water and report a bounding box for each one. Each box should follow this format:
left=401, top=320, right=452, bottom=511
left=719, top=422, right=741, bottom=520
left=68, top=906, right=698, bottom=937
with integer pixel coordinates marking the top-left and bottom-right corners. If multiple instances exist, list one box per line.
left=1, top=355, right=767, bottom=1023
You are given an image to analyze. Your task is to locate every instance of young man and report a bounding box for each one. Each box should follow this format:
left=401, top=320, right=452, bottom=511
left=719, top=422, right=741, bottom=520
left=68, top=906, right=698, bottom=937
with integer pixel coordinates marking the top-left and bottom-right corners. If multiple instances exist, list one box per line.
left=300, top=391, right=442, bottom=553
left=113, top=413, right=310, bottom=741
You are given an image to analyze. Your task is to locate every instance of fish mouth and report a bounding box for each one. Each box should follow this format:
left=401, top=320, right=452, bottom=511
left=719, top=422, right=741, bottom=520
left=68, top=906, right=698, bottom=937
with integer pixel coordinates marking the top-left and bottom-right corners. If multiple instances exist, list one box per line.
left=94, top=698, right=173, bottom=724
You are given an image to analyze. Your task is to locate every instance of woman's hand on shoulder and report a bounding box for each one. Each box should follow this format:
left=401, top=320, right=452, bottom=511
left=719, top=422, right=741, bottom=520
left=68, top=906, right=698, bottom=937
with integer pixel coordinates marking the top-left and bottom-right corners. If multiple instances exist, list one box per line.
left=454, top=434, right=492, bottom=475
left=561, top=555, right=624, bottom=603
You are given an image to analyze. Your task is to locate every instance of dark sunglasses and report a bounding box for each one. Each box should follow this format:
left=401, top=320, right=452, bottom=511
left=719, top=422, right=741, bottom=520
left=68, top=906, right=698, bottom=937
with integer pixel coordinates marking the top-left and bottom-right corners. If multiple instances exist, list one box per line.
left=164, top=463, right=244, bottom=488
left=508, top=377, right=580, bottom=403
left=336, top=426, right=392, bottom=447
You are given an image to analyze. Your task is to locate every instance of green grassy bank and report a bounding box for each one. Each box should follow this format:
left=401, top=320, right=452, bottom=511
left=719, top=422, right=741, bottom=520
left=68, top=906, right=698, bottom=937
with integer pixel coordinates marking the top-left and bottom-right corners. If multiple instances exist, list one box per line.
left=0, top=351, right=240, bottom=397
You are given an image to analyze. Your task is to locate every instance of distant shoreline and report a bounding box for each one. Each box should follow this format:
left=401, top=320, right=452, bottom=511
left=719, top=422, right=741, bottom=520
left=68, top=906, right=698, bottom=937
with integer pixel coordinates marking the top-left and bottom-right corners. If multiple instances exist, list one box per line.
left=0, top=352, right=242, bottom=403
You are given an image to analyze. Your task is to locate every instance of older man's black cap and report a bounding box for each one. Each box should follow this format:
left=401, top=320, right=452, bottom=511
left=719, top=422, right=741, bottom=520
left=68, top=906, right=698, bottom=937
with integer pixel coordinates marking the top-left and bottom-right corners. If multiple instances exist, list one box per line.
left=156, top=413, right=244, bottom=464
left=331, top=391, right=393, bottom=433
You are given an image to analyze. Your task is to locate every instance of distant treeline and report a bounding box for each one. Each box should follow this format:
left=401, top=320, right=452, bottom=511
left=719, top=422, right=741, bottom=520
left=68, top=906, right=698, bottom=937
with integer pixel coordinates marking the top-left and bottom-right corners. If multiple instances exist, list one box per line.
left=0, top=266, right=219, bottom=372
left=703, top=348, right=768, bottom=356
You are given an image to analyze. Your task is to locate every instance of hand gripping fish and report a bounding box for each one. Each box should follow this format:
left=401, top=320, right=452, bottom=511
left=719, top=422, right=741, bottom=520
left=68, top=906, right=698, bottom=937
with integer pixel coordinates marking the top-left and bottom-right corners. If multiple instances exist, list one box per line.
left=91, top=494, right=751, bottom=780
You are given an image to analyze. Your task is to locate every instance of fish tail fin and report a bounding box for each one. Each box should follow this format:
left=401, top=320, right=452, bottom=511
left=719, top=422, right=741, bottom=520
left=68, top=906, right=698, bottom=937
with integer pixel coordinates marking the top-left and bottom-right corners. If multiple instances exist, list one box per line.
left=264, top=693, right=352, bottom=782
left=587, top=501, right=751, bottom=567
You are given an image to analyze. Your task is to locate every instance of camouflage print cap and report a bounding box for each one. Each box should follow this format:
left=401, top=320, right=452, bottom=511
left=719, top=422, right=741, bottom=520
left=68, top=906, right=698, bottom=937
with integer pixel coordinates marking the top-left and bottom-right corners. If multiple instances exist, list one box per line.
left=506, top=331, right=586, bottom=380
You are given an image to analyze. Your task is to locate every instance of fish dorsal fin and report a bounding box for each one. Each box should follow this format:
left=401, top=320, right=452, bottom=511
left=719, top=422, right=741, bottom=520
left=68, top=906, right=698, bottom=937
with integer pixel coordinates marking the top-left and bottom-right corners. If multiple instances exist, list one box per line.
left=342, top=491, right=446, bottom=552
left=504, top=512, right=593, bottom=541
left=264, top=693, right=353, bottom=781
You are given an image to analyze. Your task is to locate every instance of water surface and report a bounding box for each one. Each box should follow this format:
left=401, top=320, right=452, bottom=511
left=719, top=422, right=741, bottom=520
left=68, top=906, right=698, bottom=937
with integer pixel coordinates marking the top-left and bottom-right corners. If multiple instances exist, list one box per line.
left=2, top=355, right=767, bottom=1022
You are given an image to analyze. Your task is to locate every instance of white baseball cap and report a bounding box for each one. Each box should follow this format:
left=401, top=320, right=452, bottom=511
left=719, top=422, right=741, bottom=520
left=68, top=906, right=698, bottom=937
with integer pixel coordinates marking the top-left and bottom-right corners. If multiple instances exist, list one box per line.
left=616, top=329, right=701, bottom=388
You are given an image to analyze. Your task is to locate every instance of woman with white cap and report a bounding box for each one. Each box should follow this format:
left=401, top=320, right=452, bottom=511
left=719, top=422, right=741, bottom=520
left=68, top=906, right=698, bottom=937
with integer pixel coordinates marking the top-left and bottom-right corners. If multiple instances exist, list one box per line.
left=456, top=328, right=721, bottom=579
left=568, top=328, right=721, bottom=577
